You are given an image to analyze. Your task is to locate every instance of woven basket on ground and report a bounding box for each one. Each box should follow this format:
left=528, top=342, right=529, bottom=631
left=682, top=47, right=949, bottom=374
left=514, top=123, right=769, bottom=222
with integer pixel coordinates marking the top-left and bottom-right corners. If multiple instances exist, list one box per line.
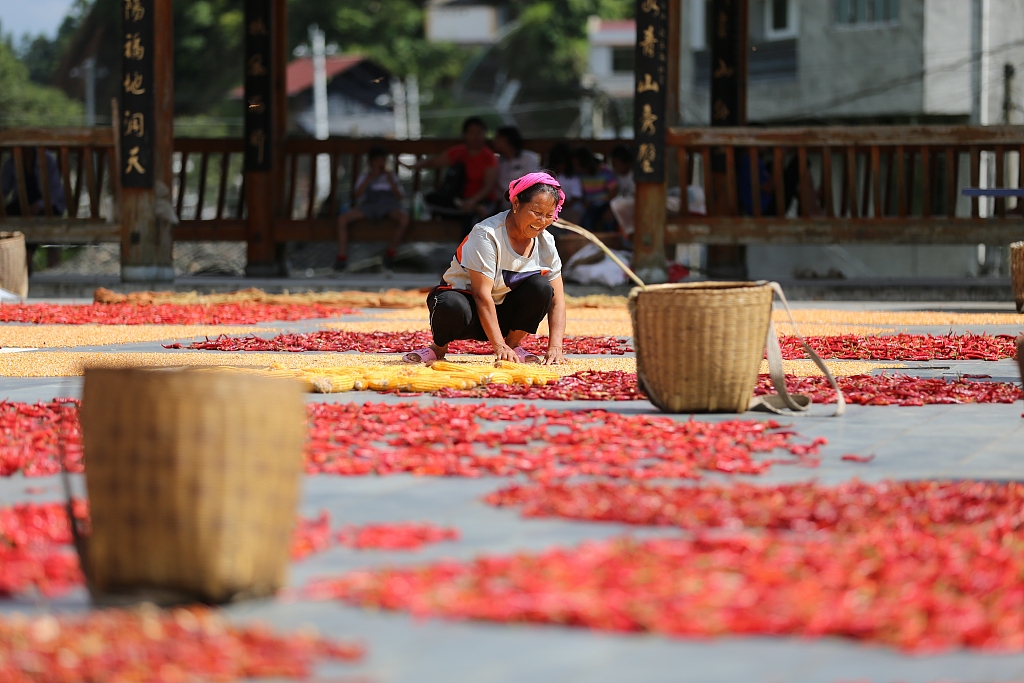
left=80, top=367, right=306, bottom=604
left=0, top=232, right=28, bottom=298
left=628, top=282, right=774, bottom=413
left=1011, top=241, right=1024, bottom=313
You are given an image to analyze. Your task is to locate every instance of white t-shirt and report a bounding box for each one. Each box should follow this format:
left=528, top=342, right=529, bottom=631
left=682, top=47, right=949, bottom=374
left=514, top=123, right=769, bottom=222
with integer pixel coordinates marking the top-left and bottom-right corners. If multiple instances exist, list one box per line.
left=355, top=171, right=404, bottom=196
left=497, top=150, right=542, bottom=199
left=442, top=211, right=562, bottom=305
left=555, top=174, right=583, bottom=202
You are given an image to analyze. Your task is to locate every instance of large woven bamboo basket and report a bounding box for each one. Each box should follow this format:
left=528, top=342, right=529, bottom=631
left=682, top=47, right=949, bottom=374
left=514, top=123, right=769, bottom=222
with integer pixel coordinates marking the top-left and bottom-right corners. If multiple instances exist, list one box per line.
left=628, top=282, right=774, bottom=413
left=80, top=367, right=306, bottom=604
left=1011, top=241, right=1024, bottom=313
left=0, top=232, right=28, bottom=298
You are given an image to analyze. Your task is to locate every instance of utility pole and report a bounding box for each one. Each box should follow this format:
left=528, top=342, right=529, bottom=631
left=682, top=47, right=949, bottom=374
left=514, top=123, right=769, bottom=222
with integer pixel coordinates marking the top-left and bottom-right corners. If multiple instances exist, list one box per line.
left=309, top=25, right=331, bottom=202
left=391, top=79, right=408, bottom=140
left=406, top=75, right=421, bottom=140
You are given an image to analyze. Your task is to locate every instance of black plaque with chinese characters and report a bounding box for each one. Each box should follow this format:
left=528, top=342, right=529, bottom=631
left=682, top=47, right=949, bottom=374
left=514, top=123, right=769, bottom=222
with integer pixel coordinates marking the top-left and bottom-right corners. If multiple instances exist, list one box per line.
left=120, top=0, right=154, bottom=189
left=633, top=0, right=668, bottom=183
left=709, top=0, right=744, bottom=126
left=244, top=0, right=273, bottom=171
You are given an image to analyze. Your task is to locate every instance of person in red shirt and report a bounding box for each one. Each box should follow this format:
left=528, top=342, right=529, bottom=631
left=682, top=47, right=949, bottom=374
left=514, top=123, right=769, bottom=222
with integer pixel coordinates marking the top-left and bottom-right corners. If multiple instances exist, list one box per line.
left=408, top=117, right=498, bottom=232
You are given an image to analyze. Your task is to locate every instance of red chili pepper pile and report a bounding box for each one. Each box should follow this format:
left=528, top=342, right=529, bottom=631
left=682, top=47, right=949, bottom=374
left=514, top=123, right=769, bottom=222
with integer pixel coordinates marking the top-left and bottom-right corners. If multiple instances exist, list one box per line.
left=436, top=370, right=644, bottom=401
left=309, top=526, right=1024, bottom=652
left=338, top=522, right=461, bottom=550
left=0, top=606, right=363, bottom=683
left=0, top=302, right=357, bottom=325
left=484, top=479, right=1024, bottom=536
left=176, top=331, right=632, bottom=355
left=754, top=373, right=1024, bottom=406
left=781, top=332, right=1019, bottom=361
left=0, top=500, right=86, bottom=597
left=0, top=400, right=81, bottom=477
left=305, top=402, right=823, bottom=480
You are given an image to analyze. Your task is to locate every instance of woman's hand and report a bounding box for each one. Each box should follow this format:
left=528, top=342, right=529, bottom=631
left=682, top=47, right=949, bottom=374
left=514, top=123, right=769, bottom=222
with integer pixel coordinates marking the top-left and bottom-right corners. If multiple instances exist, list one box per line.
left=544, top=346, right=565, bottom=365
left=493, top=341, right=519, bottom=363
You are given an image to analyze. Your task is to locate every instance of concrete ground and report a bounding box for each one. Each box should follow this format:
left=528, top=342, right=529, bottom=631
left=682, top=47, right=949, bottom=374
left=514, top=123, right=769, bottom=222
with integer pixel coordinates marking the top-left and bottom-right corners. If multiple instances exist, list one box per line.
left=0, top=297, right=1022, bottom=682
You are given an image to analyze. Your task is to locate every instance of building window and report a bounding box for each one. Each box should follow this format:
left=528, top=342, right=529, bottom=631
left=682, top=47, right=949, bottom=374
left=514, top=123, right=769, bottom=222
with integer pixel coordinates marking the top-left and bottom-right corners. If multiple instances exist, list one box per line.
left=835, top=0, right=900, bottom=26
left=612, top=46, right=635, bottom=74
left=765, top=0, right=798, bottom=40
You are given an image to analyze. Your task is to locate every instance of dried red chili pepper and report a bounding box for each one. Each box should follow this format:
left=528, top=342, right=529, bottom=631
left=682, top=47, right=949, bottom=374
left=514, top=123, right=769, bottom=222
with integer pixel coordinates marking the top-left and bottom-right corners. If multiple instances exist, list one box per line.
left=180, top=331, right=632, bottom=355
left=779, top=332, right=1018, bottom=361
left=0, top=302, right=357, bottom=325
left=309, top=525, right=1024, bottom=652
left=337, top=522, right=460, bottom=550
left=0, top=606, right=363, bottom=682
left=753, top=373, right=1024, bottom=406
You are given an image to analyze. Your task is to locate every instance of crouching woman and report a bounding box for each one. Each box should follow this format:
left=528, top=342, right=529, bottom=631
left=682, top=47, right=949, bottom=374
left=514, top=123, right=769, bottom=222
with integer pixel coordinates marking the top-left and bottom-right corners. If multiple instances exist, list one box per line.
left=404, top=172, right=567, bottom=365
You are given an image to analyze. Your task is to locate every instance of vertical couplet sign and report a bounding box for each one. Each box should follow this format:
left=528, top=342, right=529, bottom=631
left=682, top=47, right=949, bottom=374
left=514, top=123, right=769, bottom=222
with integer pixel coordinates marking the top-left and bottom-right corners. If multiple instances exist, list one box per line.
left=633, top=0, right=668, bottom=183
left=709, top=0, right=744, bottom=126
left=120, top=0, right=154, bottom=189
left=244, top=0, right=273, bottom=171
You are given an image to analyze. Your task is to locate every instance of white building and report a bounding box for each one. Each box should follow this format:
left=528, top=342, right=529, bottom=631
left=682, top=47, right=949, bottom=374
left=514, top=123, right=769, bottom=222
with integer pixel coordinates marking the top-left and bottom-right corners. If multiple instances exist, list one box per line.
left=425, top=0, right=512, bottom=45
left=588, top=1, right=1024, bottom=278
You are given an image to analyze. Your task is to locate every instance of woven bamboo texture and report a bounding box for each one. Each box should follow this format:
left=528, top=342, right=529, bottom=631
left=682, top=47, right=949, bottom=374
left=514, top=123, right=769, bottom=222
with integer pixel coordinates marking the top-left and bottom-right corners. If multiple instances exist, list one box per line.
left=1012, top=241, right=1024, bottom=314
left=628, top=282, right=773, bottom=413
left=0, top=232, right=28, bottom=298
left=80, top=367, right=306, bottom=603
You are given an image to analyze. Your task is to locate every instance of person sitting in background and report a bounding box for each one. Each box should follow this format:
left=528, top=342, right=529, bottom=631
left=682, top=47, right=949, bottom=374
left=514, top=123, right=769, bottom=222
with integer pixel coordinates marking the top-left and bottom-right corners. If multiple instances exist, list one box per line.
left=493, top=126, right=540, bottom=210
left=609, top=145, right=634, bottom=199
left=334, top=145, right=408, bottom=272
left=572, top=146, right=618, bottom=231
left=546, top=142, right=583, bottom=225
left=1, top=147, right=66, bottom=217
left=408, top=116, right=498, bottom=234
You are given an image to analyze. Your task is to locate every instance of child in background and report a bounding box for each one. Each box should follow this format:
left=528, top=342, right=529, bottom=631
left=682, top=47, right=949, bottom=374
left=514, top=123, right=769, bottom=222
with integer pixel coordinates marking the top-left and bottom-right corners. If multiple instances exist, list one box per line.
left=335, top=145, right=409, bottom=272
left=609, top=145, right=634, bottom=199
left=572, top=146, right=618, bottom=231
left=547, top=142, right=584, bottom=225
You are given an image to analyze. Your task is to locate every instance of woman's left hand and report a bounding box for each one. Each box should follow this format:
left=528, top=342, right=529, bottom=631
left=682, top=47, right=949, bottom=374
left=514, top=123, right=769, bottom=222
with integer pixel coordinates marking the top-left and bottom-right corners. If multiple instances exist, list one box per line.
left=544, top=346, right=566, bottom=365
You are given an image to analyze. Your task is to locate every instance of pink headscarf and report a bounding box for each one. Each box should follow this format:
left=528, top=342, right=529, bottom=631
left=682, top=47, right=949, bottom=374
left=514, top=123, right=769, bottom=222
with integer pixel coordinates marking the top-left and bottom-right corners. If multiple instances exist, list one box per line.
left=508, top=172, right=565, bottom=218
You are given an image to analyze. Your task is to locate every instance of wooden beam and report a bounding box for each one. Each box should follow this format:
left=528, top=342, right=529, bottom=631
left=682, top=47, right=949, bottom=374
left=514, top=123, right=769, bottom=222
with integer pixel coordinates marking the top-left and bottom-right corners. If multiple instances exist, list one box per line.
left=273, top=219, right=463, bottom=243
left=3, top=219, right=120, bottom=243
left=664, top=217, right=1024, bottom=245
left=0, top=128, right=115, bottom=146
left=120, top=0, right=175, bottom=282
left=631, top=0, right=671, bottom=281
left=668, top=125, right=1024, bottom=147
left=243, top=0, right=284, bottom=275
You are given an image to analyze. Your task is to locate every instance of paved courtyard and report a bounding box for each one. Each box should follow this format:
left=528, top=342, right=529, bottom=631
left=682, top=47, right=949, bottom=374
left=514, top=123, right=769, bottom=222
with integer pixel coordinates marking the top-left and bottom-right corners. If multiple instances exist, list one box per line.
left=0, top=295, right=1021, bottom=682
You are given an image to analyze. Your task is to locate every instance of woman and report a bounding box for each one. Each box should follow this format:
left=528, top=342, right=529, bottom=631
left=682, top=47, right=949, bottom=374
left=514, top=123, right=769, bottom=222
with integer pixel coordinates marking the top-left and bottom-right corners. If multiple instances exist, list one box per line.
left=493, top=126, right=540, bottom=210
left=404, top=172, right=567, bottom=366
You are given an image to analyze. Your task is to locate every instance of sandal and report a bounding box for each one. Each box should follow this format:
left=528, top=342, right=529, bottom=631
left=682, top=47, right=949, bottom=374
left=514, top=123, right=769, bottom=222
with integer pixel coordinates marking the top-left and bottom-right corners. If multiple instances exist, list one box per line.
left=513, top=346, right=541, bottom=364
left=403, top=347, right=439, bottom=364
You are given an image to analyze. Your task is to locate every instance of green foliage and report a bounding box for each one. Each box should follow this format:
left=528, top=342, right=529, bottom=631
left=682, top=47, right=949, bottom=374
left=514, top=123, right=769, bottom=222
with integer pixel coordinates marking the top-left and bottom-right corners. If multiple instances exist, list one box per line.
left=0, top=39, right=84, bottom=125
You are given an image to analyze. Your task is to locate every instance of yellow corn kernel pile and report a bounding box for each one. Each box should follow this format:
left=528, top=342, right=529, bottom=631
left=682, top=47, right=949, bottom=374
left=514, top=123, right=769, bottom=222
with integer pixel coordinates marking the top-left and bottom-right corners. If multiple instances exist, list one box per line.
left=0, top=325, right=271, bottom=349
left=284, top=360, right=561, bottom=394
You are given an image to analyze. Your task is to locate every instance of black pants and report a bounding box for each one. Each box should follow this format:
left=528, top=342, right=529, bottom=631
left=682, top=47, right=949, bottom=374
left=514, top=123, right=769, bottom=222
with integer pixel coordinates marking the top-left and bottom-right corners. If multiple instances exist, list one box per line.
left=427, top=274, right=553, bottom=347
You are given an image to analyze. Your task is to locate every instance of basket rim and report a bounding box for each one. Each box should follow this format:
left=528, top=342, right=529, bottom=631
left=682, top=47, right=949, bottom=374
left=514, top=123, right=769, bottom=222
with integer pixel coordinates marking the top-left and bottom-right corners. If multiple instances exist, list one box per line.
left=628, top=281, right=771, bottom=300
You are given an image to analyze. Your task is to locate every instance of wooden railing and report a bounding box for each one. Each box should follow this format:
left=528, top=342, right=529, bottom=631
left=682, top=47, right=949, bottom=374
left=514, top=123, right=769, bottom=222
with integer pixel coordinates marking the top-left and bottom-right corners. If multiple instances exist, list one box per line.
left=171, top=137, right=626, bottom=244
left=0, top=128, right=119, bottom=243
left=10, top=126, right=1019, bottom=253
left=665, top=125, right=1024, bottom=244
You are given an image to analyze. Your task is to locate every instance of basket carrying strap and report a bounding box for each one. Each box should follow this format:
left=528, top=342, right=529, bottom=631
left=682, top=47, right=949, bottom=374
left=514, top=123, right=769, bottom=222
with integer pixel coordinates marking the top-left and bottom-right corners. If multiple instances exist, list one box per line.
left=749, top=282, right=846, bottom=417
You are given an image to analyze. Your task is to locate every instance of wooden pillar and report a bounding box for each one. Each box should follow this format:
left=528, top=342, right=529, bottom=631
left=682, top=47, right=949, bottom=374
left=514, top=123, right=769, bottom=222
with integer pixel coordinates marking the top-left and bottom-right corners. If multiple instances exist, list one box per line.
left=244, top=0, right=286, bottom=276
left=120, top=0, right=175, bottom=282
left=707, top=0, right=749, bottom=278
left=632, top=0, right=672, bottom=284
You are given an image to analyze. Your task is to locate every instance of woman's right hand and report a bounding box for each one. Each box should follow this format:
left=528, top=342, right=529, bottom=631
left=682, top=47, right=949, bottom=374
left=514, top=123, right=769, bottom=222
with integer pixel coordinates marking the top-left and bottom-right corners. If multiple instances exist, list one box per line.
left=492, top=341, right=519, bottom=363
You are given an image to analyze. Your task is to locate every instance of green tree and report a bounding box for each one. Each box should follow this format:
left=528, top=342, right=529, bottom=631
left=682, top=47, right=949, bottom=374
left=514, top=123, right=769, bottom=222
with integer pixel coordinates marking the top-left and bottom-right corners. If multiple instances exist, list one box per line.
left=0, top=36, right=84, bottom=126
